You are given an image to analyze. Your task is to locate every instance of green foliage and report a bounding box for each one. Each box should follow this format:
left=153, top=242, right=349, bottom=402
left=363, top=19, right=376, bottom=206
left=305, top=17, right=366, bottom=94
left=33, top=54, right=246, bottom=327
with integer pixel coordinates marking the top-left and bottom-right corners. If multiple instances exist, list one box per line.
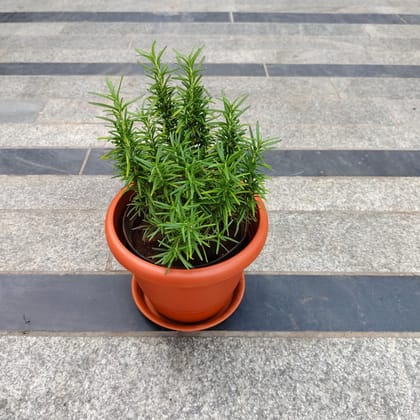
left=91, top=42, right=276, bottom=269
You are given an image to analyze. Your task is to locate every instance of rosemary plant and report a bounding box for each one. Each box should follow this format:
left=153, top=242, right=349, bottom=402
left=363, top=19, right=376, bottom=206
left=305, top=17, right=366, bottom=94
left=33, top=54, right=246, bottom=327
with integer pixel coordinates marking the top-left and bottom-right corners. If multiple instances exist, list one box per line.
left=92, top=43, right=275, bottom=269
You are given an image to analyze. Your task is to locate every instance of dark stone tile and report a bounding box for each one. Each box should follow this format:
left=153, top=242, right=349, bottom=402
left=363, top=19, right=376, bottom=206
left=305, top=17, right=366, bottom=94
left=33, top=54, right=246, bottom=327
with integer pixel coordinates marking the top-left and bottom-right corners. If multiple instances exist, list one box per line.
left=0, top=149, right=86, bottom=175
left=1, top=274, right=420, bottom=332
left=202, top=63, right=265, bottom=76
left=399, top=14, right=420, bottom=25
left=0, top=63, right=144, bottom=76
left=83, top=148, right=115, bottom=175
left=0, top=63, right=264, bottom=76
left=3, top=63, right=420, bottom=78
left=266, top=64, right=420, bottom=78
left=4, top=149, right=420, bottom=176
left=264, top=150, right=420, bottom=176
left=233, top=12, right=403, bottom=24
left=0, top=274, right=160, bottom=332
left=0, top=63, right=420, bottom=78
left=0, top=12, right=229, bottom=23
left=216, top=275, right=420, bottom=332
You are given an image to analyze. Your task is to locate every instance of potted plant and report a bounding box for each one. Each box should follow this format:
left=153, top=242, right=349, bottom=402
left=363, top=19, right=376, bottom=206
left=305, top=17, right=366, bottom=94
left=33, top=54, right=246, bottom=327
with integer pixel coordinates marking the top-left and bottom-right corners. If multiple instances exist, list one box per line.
left=92, top=43, right=275, bottom=331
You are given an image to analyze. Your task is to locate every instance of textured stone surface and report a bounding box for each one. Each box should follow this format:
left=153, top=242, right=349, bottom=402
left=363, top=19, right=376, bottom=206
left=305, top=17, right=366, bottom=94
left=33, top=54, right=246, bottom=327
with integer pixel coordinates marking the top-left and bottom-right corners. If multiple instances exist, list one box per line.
left=0, top=210, right=109, bottom=272
left=60, top=21, right=371, bottom=37
left=332, top=77, right=420, bottom=99
left=2, top=273, right=420, bottom=332
left=249, top=96, right=394, bottom=126
left=4, top=173, right=418, bottom=216
left=232, top=0, right=404, bottom=13
left=251, top=212, right=420, bottom=274
left=0, top=75, right=339, bottom=99
left=0, top=34, right=134, bottom=50
left=381, top=98, right=420, bottom=124
left=0, top=0, right=410, bottom=13
left=0, top=22, right=66, bottom=35
left=276, top=123, right=420, bottom=149
left=265, top=150, right=420, bottom=176
left=108, top=210, right=420, bottom=275
left=0, top=99, right=45, bottom=123
left=0, top=123, right=105, bottom=148
left=34, top=96, right=395, bottom=125
left=0, top=0, right=234, bottom=12
left=0, top=148, right=86, bottom=175
left=265, top=177, right=420, bottom=212
left=0, top=176, right=122, bottom=209
left=0, top=336, right=418, bottom=419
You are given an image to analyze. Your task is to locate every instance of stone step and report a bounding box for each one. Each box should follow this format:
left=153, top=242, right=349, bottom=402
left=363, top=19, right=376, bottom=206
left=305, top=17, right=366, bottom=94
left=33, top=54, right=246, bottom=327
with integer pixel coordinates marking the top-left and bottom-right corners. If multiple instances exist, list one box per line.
left=2, top=176, right=420, bottom=212
left=17, top=96, right=416, bottom=132
left=6, top=75, right=420, bottom=101
left=0, top=1, right=417, bottom=14
left=3, top=41, right=420, bottom=65
left=2, top=21, right=420, bottom=38
left=2, top=273, right=420, bottom=333
left=0, top=336, right=417, bottom=419
left=4, top=33, right=420, bottom=53
left=1, top=208, right=419, bottom=274
left=2, top=122, right=420, bottom=149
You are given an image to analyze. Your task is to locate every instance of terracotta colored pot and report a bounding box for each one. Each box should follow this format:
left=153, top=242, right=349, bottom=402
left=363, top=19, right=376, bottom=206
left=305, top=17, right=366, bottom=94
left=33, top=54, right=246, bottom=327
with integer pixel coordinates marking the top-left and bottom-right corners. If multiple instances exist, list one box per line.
left=105, top=188, right=268, bottom=328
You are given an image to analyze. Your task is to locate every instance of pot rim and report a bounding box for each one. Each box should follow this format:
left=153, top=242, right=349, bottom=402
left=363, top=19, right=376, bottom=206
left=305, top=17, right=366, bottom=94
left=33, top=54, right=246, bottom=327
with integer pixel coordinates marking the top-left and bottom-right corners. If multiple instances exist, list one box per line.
left=105, top=187, right=268, bottom=286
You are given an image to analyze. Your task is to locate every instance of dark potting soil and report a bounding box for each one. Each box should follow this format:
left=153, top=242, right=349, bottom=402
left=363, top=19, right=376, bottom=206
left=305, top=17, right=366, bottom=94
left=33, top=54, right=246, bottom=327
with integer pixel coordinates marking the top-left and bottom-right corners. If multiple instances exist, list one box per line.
left=122, top=209, right=252, bottom=268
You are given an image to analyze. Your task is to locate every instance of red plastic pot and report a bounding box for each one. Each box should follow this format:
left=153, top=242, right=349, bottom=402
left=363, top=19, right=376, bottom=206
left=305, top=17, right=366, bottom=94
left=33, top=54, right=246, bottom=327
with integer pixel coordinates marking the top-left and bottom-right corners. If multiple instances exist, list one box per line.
left=105, top=188, right=268, bottom=331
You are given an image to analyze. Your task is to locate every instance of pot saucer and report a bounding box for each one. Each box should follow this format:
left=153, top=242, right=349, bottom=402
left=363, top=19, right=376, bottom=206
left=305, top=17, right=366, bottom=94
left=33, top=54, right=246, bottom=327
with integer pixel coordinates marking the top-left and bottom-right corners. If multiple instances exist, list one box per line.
left=131, top=275, right=245, bottom=332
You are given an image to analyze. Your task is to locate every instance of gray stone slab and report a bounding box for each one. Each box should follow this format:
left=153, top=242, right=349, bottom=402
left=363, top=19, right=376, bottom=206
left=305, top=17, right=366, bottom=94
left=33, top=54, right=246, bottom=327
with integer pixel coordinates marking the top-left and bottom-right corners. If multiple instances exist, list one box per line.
left=363, top=23, right=420, bottom=39
left=0, top=34, right=134, bottom=49
left=2, top=75, right=338, bottom=100
left=0, top=0, right=234, bottom=12
left=0, top=210, right=108, bottom=272
left=266, top=150, right=420, bottom=177
left=36, top=99, right=98, bottom=123
left=0, top=49, right=137, bottom=63
left=0, top=22, right=66, bottom=36
left=265, top=177, right=420, bottom=212
left=267, top=64, right=420, bottom=77
left=0, top=76, right=33, bottom=97
left=233, top=12, right=404, bottom=24
left=2, top=273, right=420, bottom=333
left=0, top=62, right=264, bottom=76
left=0, top=63, right=143, bottom=75
left=0, top=76, right=130, bottom=99
left=0, top=149, right=87, bottom=175
left=2, top=11, right=418, bottom=25
left=0, top=336, right=417, bottom=419
left=35, top=96, right=394, bottom=125
left=0, top=12, right=230, bottom=23
left=83, top=149, right=420, bottom=177
left=0, top=176, right=122, bottom=209
left=82, top=149, right=115, bottom=175
left=232, top=0, right=403, bottom=14
left=250, top=96, right=392, bottom=126
left=0, top=124, right=106, bottom=148
left=0, top=99, right=44, bottom=122
left=60, top=21, right=369, bottom=37
left=3, top=176, right=419, bottom=213
left=5, top=47, right=419, bottom=66
left=251, top=212, right=420, bottom=274
left=332, top=77, right=420, bottom=99
left=401, top=14, right=420, bottom=25
left=367, top=49, right=420, bottom=66
left=276, top=124, right=420, bottom=150
left=381, top=98, right=420, bottom=124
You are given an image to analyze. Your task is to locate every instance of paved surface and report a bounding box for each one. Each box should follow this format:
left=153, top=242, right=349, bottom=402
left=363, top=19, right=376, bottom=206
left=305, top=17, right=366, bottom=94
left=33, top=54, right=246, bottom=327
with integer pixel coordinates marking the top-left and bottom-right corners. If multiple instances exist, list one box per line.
left=1, top=336, right=420, bottom=419
left=1, top=0, right=420, bottom=418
